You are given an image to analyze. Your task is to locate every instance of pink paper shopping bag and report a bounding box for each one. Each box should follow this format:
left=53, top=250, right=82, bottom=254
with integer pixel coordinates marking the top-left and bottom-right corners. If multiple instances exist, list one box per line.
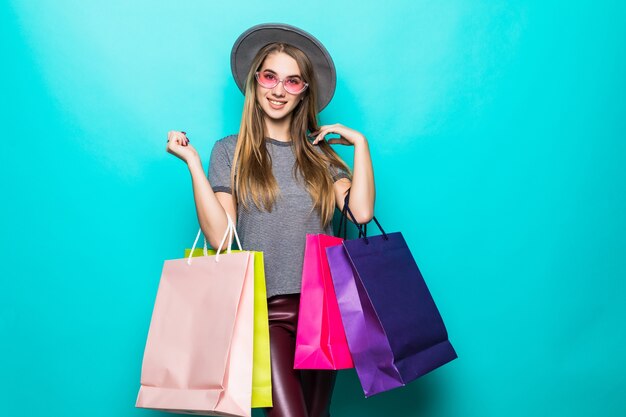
left=136, top=216, right=256, bottom=416
left=294, top=234, right=354, bottom=369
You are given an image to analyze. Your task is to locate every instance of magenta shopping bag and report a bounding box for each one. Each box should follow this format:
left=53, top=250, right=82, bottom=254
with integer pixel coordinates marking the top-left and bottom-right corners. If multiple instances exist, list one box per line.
left=326, top=193, right=457, bottom=396
left=294, top=234, right=354, bottom=369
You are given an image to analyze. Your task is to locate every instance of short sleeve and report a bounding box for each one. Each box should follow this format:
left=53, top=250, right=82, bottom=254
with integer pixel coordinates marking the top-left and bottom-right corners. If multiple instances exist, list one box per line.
left=208, top=138, right=233, bottom=194
left=312, top=143, right=351, bottom=183
left=330, top=164, right=351, bottom=183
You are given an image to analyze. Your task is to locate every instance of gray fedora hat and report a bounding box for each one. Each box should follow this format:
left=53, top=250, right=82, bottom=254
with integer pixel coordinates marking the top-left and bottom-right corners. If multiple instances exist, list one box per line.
left=230, top=23, right=336, bottom=111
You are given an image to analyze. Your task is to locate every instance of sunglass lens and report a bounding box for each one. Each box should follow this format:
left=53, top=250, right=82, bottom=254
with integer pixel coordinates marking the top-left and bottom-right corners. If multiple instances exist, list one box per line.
left=258, top=72, right=277, bottom=88
left=284, top=78, right=305, bottom=94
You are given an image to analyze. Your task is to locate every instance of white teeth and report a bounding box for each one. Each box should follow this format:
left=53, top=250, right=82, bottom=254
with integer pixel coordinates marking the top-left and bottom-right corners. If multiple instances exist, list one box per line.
left=269, top=99, right=286, bottom=105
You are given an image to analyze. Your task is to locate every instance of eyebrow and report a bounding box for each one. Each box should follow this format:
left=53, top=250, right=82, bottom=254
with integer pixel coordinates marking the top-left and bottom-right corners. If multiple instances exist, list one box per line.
left=261, top=68, right=302, bottom=78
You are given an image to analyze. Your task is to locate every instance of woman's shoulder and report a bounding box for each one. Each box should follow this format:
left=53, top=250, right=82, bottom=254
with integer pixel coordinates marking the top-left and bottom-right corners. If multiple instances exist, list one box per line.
left=209, top=134, right=239, bottom=169
left=212, top=133, right=239, bottom=154
left=215, top=133, right=239, bottom=146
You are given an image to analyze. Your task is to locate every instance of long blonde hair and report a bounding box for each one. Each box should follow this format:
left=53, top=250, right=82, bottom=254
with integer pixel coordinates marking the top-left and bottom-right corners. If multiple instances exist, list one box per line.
left=231, top=43, right=351, bottom=227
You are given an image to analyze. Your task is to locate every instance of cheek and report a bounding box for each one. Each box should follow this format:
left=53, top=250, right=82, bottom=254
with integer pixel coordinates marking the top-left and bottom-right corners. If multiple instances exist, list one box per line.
left=255, top=93, right=267, bottom=109
left=255, top=85, right=265, bottom=100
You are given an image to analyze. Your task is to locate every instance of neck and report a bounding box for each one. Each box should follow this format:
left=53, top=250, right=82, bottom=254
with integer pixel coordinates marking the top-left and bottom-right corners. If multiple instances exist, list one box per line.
left=264, top=116, right=292, bottom=142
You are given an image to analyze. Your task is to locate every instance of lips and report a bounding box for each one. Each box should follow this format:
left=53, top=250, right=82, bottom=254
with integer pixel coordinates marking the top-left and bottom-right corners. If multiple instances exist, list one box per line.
left=267, top=98, right=287, bottom=109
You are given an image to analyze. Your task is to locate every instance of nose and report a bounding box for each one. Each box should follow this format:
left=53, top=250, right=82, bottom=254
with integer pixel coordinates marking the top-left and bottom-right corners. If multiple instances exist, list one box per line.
left=271, top=80, right=287, bottom=96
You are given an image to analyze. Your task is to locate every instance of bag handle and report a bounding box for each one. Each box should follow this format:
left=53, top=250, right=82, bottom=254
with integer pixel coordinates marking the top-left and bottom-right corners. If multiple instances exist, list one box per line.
left=187, top=213, right=242, bottom=264
left=338, top=188, right=366, bottom=239
left=339, top=188, right=388, bottom=244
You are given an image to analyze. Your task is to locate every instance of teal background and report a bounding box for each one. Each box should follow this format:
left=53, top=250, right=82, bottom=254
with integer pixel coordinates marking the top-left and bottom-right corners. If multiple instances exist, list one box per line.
left=2, top=1, right=625, bottom=416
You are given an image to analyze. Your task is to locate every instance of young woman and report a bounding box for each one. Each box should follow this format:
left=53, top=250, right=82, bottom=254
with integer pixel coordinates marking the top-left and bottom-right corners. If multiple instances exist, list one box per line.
left=165, top=23, right=375, bottom=417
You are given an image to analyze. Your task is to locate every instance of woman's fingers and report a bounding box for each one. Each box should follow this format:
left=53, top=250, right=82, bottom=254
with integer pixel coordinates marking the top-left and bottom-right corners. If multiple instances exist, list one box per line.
left=167, top=130, right=190, bottom=146
left=314, top=130, right=341, bottom=145
left=313, top=127, right=332, bottom=144
left=167, top=130, right=180, bottom=143
left=166, top=131, right=196, bottom=162
left=314, top=123, right=364, bottom=146
left=311, top=123, right=346, bottom=144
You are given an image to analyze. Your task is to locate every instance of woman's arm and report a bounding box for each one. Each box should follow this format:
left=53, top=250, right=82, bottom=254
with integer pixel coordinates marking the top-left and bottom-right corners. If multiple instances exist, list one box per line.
left=311, top=124, right=375, bottom=224
left=167, top=130, right=236, bottom=249
left=187, top=159, right=237, bottom=248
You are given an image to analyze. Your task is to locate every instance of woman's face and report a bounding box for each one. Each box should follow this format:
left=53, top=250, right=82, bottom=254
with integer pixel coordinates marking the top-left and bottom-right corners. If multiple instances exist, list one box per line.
left=255, top=52, right=305, bottom=122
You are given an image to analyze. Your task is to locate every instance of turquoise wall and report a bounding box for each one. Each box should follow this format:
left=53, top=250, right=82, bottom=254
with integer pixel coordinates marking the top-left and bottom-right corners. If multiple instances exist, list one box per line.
left=2, top=1, right=625, bottom=416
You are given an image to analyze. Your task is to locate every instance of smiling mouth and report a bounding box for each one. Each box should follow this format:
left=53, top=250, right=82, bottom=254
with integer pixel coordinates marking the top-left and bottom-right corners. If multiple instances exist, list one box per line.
left=268, top=98, right=287, bottom=106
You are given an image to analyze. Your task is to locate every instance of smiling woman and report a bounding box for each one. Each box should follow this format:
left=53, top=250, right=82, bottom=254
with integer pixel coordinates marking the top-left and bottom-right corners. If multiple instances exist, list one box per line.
left=5, top=2, right=626, bottom=417
left=254, top=52, right=308, bottom=122
left=164, top=23, right=376, bottom=417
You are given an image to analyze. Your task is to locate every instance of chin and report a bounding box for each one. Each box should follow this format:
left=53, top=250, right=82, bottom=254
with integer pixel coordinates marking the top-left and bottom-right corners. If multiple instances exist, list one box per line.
left=263, top=105, right=296, bottom=120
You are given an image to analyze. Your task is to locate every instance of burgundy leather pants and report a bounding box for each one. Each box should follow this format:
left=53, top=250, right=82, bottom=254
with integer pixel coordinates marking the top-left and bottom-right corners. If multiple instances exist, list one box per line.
left=263, top=294, right=337, bottom=417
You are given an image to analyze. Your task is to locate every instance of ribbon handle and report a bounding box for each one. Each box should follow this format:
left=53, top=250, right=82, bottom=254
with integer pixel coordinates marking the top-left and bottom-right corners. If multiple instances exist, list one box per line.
left=338, top=188, right=388, bottom=244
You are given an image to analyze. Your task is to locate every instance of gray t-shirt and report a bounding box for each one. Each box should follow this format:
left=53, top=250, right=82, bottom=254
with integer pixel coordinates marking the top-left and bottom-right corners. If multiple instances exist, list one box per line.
left=208, top=134, right=350, bottom=298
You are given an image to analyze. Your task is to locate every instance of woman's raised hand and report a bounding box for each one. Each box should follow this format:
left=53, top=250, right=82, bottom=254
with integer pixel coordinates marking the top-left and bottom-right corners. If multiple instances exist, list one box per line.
left=310, top=123, right=366, bottom=146
left=166, top=130, right=199, bottom=164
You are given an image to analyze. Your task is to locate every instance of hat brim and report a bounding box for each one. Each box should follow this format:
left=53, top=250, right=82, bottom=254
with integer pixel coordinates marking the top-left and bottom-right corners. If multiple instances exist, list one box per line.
left=230, top=23, right=336, bottom=112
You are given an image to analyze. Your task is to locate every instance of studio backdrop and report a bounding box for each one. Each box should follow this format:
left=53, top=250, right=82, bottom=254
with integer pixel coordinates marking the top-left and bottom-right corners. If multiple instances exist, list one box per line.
left=1, top=1, right=625, bottom=417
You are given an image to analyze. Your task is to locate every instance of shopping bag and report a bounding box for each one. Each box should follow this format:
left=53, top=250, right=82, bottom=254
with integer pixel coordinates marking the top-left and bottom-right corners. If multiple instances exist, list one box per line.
left=325, top=193, right=457, bottom=396
left=185, top=247, right=272, bottom=408
left=294, top=233, right=354, bottom=369
left=136, top=216, right=256, bottom=416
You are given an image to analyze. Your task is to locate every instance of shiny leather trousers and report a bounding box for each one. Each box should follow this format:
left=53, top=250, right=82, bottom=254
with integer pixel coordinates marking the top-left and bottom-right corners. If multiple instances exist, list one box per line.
left=263, top=294, right=337, bottom=417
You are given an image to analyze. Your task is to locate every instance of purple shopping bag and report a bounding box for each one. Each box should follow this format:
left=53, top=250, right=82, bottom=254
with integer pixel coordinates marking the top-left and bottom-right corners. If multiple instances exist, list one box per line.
left=325, top=192, right=457, bottom=397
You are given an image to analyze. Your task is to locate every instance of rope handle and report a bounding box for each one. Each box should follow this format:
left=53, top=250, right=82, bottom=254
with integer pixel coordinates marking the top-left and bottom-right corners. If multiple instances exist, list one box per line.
left=187, top=213, right=241, bottom=264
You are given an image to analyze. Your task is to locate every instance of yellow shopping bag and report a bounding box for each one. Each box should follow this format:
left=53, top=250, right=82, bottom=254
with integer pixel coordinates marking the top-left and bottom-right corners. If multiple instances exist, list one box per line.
left=185, top=248, right=272, bottom=408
